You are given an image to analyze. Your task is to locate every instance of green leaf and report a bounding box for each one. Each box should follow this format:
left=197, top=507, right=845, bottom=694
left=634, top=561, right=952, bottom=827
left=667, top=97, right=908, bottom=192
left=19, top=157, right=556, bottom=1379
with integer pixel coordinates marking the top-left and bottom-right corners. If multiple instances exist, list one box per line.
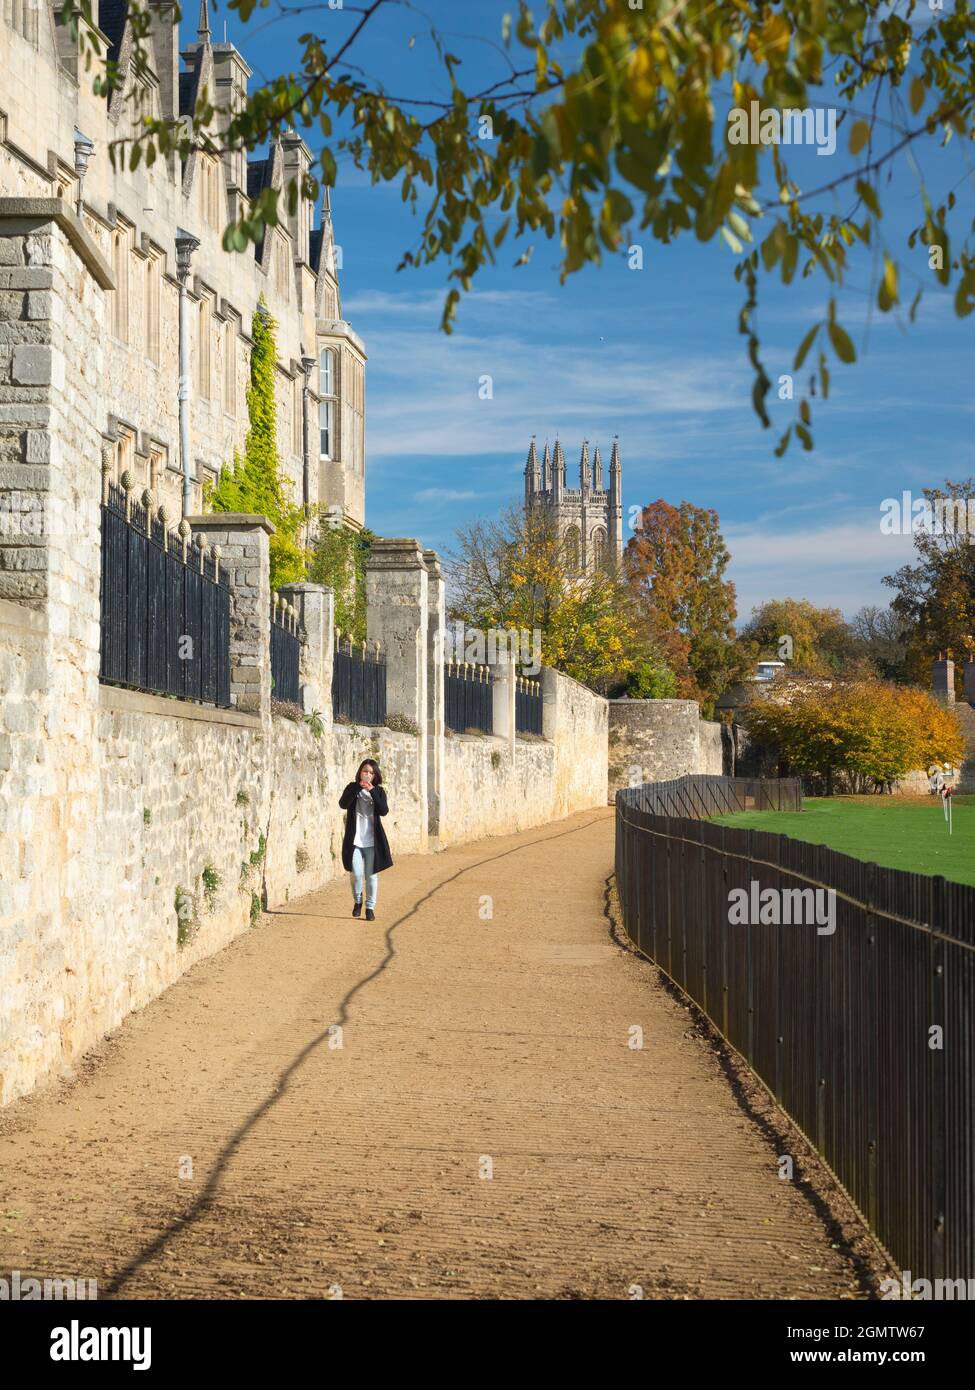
left=878, top=254, right=898, bottom=312
left=793, top=322, right=819, bottom=370
left=828, top=321, right=856, bottom=363
left=849, top=120, right=870, bottom=156
left=909, top=77, right=925, bottom=116
left=856, top=180, right=881, bottom=219
left=781, top=234, right=798, bottom=284
left=721, top=226, right=743, bottom=255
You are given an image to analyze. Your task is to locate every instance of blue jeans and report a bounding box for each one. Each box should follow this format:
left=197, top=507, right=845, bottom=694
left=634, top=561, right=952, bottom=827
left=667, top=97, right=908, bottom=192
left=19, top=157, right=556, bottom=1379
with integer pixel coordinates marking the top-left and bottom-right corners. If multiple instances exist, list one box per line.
left=350, top=846, right=378, bottom=910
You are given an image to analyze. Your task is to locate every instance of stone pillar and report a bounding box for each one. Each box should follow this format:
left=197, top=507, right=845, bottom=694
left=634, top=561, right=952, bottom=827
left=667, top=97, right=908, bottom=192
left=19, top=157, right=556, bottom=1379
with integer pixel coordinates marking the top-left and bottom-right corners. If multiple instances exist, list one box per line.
left=423, top=549, right=445, bottom=844
left=491, top=650, right=517, bottom=760
left=365, top=538, right=428, bottom=838
left=185, top=513, right=274, bottom=720
left=279, top=580, right=333, bottom=718
left=932, top=655, right=955, bottom=704
left=540, top=664, right=559, bottom=741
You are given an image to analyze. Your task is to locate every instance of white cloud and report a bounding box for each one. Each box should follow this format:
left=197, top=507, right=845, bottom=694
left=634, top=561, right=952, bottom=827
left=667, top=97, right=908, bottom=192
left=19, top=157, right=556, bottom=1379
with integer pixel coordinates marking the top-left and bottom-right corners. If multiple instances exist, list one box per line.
left=725, top=515, right=919, bottom=617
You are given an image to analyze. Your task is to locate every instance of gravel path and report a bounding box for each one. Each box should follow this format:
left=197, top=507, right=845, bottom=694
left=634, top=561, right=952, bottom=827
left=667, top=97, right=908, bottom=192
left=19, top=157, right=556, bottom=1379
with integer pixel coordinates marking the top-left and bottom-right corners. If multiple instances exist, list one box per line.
left=0, top=809, right=874, bottom=1299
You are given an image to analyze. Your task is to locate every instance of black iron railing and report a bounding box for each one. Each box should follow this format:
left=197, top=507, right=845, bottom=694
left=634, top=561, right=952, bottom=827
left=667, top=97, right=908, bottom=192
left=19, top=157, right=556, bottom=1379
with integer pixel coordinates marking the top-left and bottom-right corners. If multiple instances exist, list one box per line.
left=614, top=775, right=975, bottom=1289
left=100, top=481, right=230, bottom=707
left=515, top=674, right=543, bottom=735
left=445, top=659, right=492, bottom=733
left=270, top=597, right=302, bottom=705
left=332, top=634, right=386, bottom=725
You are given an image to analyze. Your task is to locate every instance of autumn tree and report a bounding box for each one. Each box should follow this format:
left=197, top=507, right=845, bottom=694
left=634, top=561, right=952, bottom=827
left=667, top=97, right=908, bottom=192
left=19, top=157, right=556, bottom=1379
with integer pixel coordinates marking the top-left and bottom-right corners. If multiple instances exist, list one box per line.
left=446, top=504, right=657, bottom=692
left=883, top=479, right=975, bottom=690
left=625, top=499, right=750, bottom=712
left=65, top=0, right=975, bottom=458
left=740, top=597, right=857, bottom=675
left=742, top=679, right=964, bottom=793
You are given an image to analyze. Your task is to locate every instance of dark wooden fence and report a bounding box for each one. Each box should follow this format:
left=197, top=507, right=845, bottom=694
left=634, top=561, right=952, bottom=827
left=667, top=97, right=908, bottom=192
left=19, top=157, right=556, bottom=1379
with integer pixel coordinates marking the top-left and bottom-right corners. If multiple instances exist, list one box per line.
left=100, top=481, right=230, bottom=707
left=515, top=674, right=543, bottom=735
left=332, top=634, right=386, bottom=726
left=445, top=660, right=492, bottom=733
left=628, top=773, right=802, bottom=817
left=615, top=776, right=975, bottom=1288
left=270, top=597, right=301, bottom=705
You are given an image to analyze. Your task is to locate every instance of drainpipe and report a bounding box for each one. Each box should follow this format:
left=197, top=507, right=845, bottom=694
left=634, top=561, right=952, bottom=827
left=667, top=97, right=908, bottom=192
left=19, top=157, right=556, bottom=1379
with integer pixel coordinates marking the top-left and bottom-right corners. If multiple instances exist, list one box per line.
left=301, top=353, right=316, bottom=545
left=175, top=229, right=200, bottom=519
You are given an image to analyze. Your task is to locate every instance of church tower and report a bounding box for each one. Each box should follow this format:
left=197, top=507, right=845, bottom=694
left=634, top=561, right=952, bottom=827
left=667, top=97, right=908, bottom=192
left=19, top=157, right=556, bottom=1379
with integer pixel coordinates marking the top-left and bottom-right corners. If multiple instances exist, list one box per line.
left=523, top=434, right=624, bottom=571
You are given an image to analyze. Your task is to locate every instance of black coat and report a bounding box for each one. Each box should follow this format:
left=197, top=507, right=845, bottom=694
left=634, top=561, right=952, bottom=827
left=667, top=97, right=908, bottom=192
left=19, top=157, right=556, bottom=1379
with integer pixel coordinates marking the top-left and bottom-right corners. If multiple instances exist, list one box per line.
left=339, top=782, right=393, bottom=873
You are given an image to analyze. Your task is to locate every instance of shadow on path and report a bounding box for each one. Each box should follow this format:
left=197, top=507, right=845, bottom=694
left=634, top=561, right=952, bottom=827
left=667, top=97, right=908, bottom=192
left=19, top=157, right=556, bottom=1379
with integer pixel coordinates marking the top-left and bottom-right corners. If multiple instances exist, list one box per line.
left=102, top=814, right=607, bottom=1296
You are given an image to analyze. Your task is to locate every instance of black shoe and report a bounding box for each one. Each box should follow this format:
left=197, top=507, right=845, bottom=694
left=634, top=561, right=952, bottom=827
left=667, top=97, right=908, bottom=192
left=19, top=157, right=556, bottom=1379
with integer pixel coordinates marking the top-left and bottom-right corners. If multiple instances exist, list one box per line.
left=365, top=908, right=375, bottom=922
left=352, top=900, right=362, bottom=918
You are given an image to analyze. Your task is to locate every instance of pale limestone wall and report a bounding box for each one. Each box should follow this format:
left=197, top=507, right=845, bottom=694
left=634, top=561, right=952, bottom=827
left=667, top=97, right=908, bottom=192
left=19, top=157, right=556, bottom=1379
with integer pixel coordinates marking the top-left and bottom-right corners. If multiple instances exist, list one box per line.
left=608, top=699, right=725, bottom=799
left=0, top=4, right=362, bottom=522
left=438, top=734, right=555, bottom=848
left=0, top=680, right=424, bottom=1107
left=700, top=719, right=724, bottom=775
left=544, top=666, right=609, bottom=818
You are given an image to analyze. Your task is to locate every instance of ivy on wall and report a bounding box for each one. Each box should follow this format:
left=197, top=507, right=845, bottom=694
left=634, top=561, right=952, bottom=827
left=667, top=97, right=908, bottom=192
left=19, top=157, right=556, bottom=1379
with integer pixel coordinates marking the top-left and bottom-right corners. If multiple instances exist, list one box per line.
left=205, top=298, right=306, bottom=590
left=309, top=521, right=375, bottom=644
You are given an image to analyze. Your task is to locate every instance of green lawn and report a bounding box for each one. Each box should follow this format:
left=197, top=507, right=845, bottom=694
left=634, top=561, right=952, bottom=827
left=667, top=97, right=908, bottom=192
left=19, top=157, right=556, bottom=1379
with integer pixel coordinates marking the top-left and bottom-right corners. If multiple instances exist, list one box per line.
left=712, top=795, right=975, bottom=887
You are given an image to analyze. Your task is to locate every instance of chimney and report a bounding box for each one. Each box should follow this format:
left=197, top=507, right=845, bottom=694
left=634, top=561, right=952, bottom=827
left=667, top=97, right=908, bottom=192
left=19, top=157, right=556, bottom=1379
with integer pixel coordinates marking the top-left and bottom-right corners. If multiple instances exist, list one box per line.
left=932, top=653, right=955, bottom=704
left=147, top=1, right=181, bottom=125
left=281, top=131, right=313, bottom=264
left=211, top=41, right=252, bottom=206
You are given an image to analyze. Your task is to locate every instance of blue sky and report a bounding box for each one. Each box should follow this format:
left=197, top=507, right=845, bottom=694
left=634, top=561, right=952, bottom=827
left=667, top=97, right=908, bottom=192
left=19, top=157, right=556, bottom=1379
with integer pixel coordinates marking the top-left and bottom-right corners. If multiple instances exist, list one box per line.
left=214, top=0, right=974, bottom=621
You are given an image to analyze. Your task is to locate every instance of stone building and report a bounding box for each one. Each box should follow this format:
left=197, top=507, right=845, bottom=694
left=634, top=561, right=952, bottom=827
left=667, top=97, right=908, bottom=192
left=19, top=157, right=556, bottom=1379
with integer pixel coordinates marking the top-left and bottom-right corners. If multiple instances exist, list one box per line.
left=0, top=0, right=366, bottom=552
left=523, top=435, right=623, bottom=571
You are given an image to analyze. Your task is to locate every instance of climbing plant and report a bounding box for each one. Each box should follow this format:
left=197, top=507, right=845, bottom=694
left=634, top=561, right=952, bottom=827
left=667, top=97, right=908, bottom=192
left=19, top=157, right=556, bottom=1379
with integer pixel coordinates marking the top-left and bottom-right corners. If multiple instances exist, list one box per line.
left=309, top=519, right=376, bottom=645
left=205, top=299, right=306, bottom=590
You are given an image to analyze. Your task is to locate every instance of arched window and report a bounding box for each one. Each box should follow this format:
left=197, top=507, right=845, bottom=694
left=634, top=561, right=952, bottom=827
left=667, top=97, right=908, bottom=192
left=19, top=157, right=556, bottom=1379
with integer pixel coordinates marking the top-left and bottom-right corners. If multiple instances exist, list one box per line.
left=591, top=527, right=607, bottom=567
left=564, top=525, right=581, bottom=572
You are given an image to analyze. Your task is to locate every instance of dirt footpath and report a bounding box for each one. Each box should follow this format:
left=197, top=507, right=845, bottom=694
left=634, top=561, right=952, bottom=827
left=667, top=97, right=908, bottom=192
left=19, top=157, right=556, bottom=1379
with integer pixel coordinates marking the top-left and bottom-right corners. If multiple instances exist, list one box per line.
left=0, top=810, right=878, bottom=1299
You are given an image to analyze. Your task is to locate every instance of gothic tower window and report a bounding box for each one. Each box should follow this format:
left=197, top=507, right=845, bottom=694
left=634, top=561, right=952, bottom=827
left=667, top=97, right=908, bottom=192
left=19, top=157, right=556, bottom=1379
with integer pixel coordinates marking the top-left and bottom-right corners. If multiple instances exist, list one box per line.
left=564, top=526, right=581, bottom=572
left=591, top=527, right=607, bottom=568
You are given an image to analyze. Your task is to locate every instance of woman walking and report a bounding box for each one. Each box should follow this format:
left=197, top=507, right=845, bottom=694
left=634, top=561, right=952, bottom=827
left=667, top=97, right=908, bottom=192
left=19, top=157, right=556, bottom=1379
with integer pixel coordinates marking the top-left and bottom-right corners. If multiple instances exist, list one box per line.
left=338, top=759, right=392, bottom=921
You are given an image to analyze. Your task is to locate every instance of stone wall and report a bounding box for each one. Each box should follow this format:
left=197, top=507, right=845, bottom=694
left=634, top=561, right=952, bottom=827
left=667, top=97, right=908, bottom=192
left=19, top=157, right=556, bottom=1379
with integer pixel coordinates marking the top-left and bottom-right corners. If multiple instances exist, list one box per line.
left=607, top=698, right=725, bottom=800
left=0, top=666, right=426, bottom=1108
left=433, top=671, right=607, bottom=848
left=1, top=5, right=363, bottom=528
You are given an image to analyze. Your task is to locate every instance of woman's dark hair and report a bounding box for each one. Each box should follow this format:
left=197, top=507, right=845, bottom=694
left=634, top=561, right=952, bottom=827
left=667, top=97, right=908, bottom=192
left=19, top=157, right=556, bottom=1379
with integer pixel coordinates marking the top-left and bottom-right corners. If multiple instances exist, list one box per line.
left=354, top=758, right=383, bottom=787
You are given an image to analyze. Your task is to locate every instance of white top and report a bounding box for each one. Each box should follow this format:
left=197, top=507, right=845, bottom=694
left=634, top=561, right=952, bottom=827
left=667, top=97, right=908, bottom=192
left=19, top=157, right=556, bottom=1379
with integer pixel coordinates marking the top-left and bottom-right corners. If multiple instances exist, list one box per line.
left=353, top=788, right=375, bottom=849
